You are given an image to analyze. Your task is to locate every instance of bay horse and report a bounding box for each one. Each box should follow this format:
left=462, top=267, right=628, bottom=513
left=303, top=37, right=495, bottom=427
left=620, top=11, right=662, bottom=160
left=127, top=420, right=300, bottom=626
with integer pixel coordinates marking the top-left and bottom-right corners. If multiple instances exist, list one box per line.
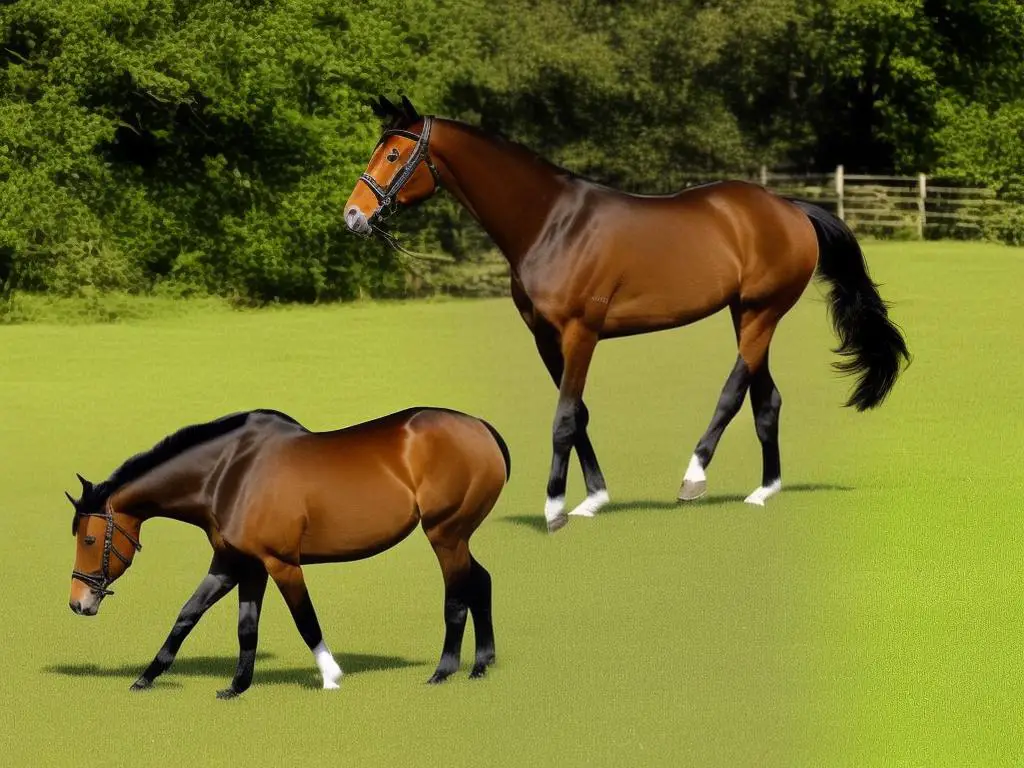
left=65, top=407, right=510, bottom=697
left=344, top=97, right=910, bottom=533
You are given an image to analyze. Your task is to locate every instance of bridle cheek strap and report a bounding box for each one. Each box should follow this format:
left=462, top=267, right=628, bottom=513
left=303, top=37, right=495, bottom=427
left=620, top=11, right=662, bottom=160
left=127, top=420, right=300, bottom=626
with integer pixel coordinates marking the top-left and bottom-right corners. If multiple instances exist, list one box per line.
left=357, top=116, right=439, bottom=220
left=71, top=502, right=142, bottom=598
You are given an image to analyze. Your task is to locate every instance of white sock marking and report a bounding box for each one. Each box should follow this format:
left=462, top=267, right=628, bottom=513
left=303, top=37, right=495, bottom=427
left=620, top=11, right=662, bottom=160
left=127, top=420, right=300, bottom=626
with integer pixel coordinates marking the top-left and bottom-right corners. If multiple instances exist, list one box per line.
left=683, top=454, right=706, bottom=484
left=313, top=640, right=343, bottom=689
left=744, top=479, right=782, bottom=506
left=568, top=489, right=610, bottom=518
left=544, top=495, right=566, bottom=524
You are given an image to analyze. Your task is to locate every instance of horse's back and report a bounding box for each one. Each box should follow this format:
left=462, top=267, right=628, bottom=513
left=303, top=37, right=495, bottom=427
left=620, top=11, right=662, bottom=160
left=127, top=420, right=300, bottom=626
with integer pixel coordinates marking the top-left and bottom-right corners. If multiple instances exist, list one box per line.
left=254, top=408, right=504, bottom=562
left=576, top=181, right=818, bottom=335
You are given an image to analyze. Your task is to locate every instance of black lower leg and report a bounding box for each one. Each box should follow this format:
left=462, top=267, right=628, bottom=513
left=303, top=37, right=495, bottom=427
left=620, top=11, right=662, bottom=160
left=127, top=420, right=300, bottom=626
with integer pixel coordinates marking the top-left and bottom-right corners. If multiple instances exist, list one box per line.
left=750, top=367, right=782, bottom=486
left=218, top=567, right=268, bottom=699
left=693, top=355, right=752, bottom=468
left=132, top=559, right=237, bottom=690
left=287, top=590, right=324, bottom=651
left=573, top=402, right=607, bottom=494
left=466, top=558, right=495, bottom=678
left=534, top=327, right=606, bottom=496
left=546, top=398, right=578, bottom=500
left=429, top=582, right=469, bottom=684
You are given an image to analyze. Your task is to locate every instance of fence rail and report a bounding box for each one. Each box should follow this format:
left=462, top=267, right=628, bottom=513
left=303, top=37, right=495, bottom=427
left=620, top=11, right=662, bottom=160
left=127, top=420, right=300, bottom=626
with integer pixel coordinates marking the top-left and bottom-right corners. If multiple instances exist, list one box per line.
left=680, top=166, right=1008, bottom=238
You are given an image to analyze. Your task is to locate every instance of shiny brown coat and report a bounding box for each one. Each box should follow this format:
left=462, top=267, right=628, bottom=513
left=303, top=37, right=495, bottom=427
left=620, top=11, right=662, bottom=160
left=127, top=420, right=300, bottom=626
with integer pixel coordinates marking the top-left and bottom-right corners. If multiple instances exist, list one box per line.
left=66, top=407, right=510, bottom=695
left=345, top=99, right=908, bottom=531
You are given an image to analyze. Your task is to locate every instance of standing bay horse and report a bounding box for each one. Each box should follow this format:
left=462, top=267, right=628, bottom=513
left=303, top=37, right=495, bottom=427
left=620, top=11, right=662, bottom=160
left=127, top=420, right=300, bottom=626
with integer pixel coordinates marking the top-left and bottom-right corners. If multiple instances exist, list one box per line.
left=65, top=407, right=510, bottom=697
left=344, top=97, right=910, bottom=533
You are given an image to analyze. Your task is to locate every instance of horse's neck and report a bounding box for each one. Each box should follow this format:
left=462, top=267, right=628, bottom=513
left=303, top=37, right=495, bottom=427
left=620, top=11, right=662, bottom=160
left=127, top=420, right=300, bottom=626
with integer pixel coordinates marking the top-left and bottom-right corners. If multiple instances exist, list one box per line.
left=431, top=120, right=569, bottom=270
left=110, top=459, right=213, bottom=531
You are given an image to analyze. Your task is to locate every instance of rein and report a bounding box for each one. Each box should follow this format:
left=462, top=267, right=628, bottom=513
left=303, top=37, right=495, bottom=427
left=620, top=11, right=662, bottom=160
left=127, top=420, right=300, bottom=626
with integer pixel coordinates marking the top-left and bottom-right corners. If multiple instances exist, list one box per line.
left=72, top=501, right=142, bottom=597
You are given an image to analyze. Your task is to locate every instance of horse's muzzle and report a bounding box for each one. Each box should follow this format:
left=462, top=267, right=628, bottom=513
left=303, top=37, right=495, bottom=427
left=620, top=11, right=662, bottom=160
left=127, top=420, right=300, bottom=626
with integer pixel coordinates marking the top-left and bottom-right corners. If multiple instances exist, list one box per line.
left=345, top=207, right=372, bottom=236
left=69, top=597, right=99, bottom=616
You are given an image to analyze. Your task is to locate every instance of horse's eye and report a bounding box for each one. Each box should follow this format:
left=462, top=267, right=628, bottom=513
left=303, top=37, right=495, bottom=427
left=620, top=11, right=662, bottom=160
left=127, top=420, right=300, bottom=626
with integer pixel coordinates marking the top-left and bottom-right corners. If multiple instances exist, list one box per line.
left=386, top=148, right=400, bottom=162
left=83, top=536, right=96, bottom=545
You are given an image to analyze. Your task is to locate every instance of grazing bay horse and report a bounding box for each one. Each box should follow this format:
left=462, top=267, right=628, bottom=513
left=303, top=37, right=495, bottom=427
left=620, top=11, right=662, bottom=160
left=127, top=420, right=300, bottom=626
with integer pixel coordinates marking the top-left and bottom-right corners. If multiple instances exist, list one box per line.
left=65, top=407, right=510, bottom=697
left=344, top=97, right=910, bottom=533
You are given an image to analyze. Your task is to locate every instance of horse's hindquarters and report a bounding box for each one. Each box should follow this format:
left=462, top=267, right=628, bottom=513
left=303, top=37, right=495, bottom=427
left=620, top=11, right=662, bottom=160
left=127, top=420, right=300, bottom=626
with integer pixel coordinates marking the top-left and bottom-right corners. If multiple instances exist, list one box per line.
left=288, top=410, right=506, bottom=563
left=405, top=411, right=507, bottom=537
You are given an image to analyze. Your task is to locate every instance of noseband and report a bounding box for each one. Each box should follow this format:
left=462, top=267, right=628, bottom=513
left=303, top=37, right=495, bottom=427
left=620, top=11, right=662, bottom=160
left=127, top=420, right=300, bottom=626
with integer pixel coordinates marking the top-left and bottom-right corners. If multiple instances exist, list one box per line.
left=72, top=501, right=142, bottom=597
left=357, top=116, right=439, bottom=221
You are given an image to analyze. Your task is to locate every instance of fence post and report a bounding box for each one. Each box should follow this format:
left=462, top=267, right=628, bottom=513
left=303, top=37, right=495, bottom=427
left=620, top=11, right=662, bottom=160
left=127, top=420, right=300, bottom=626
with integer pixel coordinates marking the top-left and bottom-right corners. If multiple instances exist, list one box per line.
left=835, top=164, right=845, bottom=221
left=759, top=164, right=768, bottom=187
left=918, top=172, right=927, bottom=238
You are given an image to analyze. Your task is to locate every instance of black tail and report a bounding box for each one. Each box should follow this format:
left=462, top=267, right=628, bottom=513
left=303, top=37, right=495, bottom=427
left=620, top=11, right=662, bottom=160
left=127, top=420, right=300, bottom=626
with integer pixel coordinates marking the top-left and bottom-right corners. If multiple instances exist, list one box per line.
left=480, top=420, right=512, bottom=481
left=790, top=199, right=910, bottom=411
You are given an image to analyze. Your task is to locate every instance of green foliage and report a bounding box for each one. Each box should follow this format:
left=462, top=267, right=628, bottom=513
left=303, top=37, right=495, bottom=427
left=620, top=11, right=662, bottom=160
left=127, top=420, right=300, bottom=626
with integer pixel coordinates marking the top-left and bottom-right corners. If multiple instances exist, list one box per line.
left=1, top=0, right=1022, bottom=307
left=0, top=0, right=473, bottom=302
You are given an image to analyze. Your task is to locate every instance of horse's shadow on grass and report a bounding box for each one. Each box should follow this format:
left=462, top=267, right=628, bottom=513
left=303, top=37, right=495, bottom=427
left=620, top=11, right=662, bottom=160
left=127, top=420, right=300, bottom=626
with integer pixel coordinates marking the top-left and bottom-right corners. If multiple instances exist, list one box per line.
left=502, top=482, right=854, bottom=534
left=43, top=651, right=425, bottom=689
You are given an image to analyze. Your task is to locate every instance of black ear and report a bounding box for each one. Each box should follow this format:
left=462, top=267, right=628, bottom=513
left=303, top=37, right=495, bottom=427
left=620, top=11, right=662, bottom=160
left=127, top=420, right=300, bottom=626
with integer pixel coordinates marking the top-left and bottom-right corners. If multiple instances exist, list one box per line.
left=76, top=473, right=94, bottom=496
left=400, top=95, right=421, bottom=122
left=65, top=490, right=78, bottom=509
left=370, top=95, right=393, bottom=119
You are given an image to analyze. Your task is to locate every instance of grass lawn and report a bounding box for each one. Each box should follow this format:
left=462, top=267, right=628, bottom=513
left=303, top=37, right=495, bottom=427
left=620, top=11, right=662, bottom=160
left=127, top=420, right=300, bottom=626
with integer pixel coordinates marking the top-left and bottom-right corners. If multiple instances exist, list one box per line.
left=1, top=241, right=1021, bottom=766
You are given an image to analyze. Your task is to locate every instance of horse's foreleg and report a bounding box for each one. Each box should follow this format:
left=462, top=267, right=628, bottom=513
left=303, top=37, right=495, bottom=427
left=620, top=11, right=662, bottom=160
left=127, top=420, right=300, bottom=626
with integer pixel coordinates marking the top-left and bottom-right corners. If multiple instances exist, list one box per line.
left=217, top=564, right=269, bottom=699
left=130, top=552, right=238, bottom=691
left=545, top=321, right=599, bottom=532
left=533, top=323, right=609, bottom=519
left=264, top=558, right=342, bottom=690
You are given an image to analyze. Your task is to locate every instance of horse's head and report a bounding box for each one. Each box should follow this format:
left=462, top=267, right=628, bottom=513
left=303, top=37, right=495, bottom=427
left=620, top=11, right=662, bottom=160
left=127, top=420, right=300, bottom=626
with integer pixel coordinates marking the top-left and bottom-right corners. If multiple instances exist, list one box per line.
left=66, top=474, right=142, bottom=616
left=344, top=95, right=440, bottom=235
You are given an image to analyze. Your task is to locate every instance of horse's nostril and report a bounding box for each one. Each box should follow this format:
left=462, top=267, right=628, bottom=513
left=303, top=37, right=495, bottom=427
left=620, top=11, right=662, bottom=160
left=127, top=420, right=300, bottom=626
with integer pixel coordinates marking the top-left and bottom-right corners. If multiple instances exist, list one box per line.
left=345, top=208, right=369, bottom=233
left=69, top=600, right=81, bottom=614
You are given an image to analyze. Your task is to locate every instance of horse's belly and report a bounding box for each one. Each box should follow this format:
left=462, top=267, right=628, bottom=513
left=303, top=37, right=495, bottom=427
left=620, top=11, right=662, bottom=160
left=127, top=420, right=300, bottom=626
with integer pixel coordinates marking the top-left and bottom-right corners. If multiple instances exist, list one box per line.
left=299, top=470, right=418, bottom=563
left=603, top=274, right=734, bottom=335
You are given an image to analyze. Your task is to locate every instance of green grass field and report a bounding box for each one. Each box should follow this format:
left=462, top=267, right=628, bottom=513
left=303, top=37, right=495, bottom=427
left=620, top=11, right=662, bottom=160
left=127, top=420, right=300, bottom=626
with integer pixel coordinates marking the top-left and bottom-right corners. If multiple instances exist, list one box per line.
left=2, top=241, right=1021, bottom=767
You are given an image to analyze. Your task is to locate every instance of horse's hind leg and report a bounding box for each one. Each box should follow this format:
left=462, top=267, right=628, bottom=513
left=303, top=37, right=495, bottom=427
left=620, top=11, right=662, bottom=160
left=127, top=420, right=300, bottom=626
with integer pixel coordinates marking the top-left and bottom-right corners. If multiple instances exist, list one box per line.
left=679, top=305, right=783, bottom=502
left=424, top=530, right=472, bottom=684
left=466, top=556, right=495, bottom=678
left=679, top=307, right=751, bottom=501
left=745, top=360, right=783, bottom=505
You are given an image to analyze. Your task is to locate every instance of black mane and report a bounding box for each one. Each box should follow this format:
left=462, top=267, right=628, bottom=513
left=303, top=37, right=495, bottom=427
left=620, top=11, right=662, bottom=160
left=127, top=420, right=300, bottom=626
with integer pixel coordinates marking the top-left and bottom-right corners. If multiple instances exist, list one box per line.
left=89, top=409, right=304, bottom=506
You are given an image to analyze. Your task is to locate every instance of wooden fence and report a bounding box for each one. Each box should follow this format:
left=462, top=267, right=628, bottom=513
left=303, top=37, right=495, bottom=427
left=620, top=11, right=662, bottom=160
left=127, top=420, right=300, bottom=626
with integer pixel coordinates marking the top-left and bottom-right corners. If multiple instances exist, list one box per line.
left=680, top=166, right=1005, bottom=238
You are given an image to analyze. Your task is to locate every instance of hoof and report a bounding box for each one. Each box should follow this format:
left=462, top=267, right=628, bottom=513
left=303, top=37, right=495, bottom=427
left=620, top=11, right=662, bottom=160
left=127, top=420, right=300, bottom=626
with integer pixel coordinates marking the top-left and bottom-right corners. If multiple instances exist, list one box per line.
left=545, top=495, right=567, bottom=533
left=568, top=489, right=610, bottom=518
left=546, top=512, right=568, bottom=533
left=677, top=478, right=707, bottom=502
left=427, top=669, right=455, bottom=685
left=470, top=653, right=495, bottom=679
left=744, top=479, right=782, bottom=507
left=216, top=687, right=240, bottom=700
left=129, top=678, right=152, bottom=692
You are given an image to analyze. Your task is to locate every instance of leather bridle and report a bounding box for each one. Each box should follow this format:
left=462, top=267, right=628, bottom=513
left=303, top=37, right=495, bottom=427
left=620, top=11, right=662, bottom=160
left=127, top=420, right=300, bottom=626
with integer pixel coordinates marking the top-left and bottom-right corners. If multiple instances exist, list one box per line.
left=357, top=116, right=439, bottom=222
left=72, top=501, right=142, bottom=597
